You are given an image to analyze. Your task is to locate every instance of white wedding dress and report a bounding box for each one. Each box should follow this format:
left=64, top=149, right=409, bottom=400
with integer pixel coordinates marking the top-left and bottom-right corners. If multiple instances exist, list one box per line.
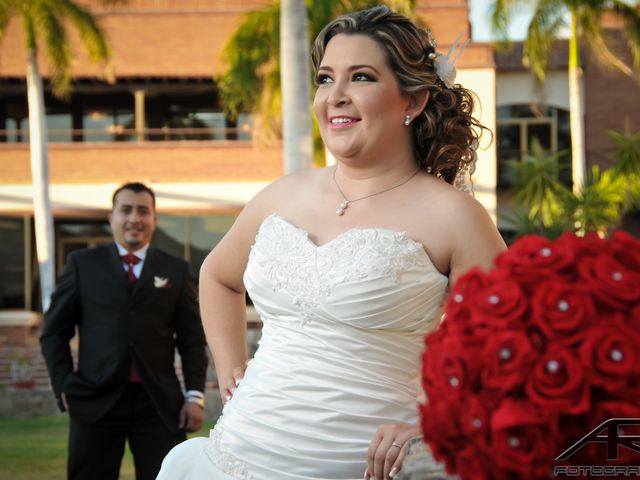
left=157, top=214, right=448, bottom=479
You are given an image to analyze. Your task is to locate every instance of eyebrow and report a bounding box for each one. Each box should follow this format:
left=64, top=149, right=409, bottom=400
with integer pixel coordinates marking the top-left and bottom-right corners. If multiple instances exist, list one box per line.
left=118, top=203, right=151, bottom=210
left=317, top=64, right=380, bottom=75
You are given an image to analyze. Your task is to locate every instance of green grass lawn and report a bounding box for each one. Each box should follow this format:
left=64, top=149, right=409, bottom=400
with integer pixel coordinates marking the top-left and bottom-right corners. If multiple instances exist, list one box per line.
left=0, top=415, right=209, bottom=480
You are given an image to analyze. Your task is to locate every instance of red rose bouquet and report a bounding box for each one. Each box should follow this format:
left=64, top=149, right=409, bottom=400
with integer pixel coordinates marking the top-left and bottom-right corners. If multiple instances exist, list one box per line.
left=420, top=231, right=640, bottom=479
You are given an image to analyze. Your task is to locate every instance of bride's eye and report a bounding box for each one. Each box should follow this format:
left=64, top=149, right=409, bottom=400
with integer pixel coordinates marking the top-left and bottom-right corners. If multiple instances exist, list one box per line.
left=315, top=74, right=333, bottom=85
left=352, top=72, right=374, bottom=82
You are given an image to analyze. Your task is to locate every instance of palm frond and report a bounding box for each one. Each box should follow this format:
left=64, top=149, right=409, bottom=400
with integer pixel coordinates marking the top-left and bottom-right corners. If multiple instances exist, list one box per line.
left=505, top=138, right=571, bottom=226
left=500, top=208, right=570, bottom=240
left=217, top=4, right=280, bottom=121
left=567, top=165, right=627, bottom=234
left=523, top=0, right=566, bottom=83
left=489, top=0, right=524, bottom=43
left=579, top=4, right=634, bottom=76
left=32, top=1, right=72, bottom=97
left=608, top=129, right=640, bottom=177
left=0, top=0, right=16, bottom=39
left=56, top=0, right=109, bottom=62
left=611, top=0, right=640, bottom=74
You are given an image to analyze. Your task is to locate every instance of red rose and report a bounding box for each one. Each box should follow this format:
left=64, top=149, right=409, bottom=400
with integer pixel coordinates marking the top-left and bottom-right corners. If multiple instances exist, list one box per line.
left=454, top=446, right=495, bottom=480
left=444, top=267, right=488, bottom=332
left=459, top=393, right=496, bottom=447
left=578, top=255, right=640, bottom=309
left=420, top=232, right=640, bottom=480
left=422, top=331, right=480, bottom=402
left=530, top=281, right=596, bottom=345
left=468, top=272, right=528, bottom=329
left=525, top=346, right=591, bottom=415
left=610, top=230, right=640, bottom=271
left=580, top=324, right=640, bottom=394
left=491, top=399, right=559, bottom=479
left=629, top=304, right=640, bottom=330
left=494, top=235, right=575, bottom=284
left=558, top=402, right=640, bottom=466
left=481, top=329, right=538, bottom=393
left=555, top=231, right=606, bottom=263
left=420, top=398, right=465, bottom=470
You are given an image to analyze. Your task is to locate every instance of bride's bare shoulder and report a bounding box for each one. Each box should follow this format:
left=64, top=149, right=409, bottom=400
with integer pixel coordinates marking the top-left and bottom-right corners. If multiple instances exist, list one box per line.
left=243, top=167, right=328, bottom=218
left=255, top=168, right=328, bottom=202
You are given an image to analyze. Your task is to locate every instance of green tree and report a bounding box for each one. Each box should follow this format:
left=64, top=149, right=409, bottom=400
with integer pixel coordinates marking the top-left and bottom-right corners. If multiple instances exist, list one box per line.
left=505, top=131, right=637, bottom=239
left=564, top=165, right=626, bottom=233
left=491, top=0, right=640, bottom=191
left=608, top=129, right=640, bottom=210
left=504, top=139, right=571, bottom=228
left=0, top=0, right=112, bottom=311
left=218, top=0, right=415, bottom=166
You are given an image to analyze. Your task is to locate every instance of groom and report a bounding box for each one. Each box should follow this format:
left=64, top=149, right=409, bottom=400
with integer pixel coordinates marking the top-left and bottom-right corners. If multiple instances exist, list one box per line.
left=40, top=182, right=208, bottom=480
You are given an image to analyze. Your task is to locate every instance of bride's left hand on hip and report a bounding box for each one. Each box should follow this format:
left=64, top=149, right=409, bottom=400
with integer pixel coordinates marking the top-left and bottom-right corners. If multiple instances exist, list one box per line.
left=365, top=422, right=420, bottom=479
left=222, top=364, right=247, bottom=404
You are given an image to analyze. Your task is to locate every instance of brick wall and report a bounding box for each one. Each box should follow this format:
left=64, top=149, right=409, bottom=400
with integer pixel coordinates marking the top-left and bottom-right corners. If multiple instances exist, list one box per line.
left=0, top=141, right=284, bottom=184
left=0, top=309, right=263, bottom=419
left=584, top=30, right=640, bottom=169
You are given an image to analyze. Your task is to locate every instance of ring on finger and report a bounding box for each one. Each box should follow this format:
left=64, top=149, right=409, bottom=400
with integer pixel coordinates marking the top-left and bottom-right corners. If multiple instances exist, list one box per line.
left=390, top=442, right=402, bottom=450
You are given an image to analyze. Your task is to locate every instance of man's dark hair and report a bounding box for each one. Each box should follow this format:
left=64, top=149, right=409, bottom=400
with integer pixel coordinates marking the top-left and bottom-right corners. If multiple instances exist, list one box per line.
left=112, top=182, right=156, bottom=210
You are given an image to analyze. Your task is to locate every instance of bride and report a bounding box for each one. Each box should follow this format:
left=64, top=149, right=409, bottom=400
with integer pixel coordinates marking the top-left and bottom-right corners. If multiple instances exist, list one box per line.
left=158, top=5, right=505, bottom=480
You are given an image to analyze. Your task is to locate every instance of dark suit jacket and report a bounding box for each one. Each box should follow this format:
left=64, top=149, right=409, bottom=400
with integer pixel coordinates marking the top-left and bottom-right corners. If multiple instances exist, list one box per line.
left=40, top=243, right=208, bottom=433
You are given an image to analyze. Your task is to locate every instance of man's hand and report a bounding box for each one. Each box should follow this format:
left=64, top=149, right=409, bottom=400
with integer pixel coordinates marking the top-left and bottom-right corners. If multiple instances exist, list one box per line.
left=179, top=402, right=204, bottom=432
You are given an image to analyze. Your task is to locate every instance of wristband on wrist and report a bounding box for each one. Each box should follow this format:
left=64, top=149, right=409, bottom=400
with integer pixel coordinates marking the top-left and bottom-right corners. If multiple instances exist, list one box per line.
left=185, top=390, right=204, bottom=399
left=185, top=396, right=205, bottom=409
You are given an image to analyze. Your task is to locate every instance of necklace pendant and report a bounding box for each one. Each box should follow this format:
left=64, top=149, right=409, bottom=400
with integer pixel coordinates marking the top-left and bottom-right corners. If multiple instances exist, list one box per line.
left=336, top=200, right=349, bottom=216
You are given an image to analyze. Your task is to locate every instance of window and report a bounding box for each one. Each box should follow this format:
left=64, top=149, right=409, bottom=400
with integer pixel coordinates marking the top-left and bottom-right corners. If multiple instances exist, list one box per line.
left=161, top=108, right=227, bottom=141
left=0, top=88, right=253, bottom=143
left=154, top=214, right=238, bottom=276
left=83, top=109, right=135, bottom=142
left=496, top=105, right=572, bottom=188
left=0, top=217, right=27, bottom=308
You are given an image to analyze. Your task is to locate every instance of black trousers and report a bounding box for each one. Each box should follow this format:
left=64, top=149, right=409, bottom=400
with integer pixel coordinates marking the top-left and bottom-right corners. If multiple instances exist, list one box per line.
left=68, top=383, right=186, bottom=480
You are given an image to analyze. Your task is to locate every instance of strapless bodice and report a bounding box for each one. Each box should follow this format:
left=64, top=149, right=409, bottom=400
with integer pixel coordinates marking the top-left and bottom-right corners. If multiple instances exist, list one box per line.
left=204, top=214, right=448, bottom=479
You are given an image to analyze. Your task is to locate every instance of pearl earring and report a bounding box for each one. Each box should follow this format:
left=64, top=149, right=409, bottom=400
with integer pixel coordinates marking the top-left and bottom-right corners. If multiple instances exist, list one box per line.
left=403, top=114, right=411, bottom=126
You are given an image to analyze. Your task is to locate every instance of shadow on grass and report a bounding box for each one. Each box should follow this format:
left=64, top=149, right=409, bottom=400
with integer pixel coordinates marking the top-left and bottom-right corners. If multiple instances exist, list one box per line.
left=0, top=415, right=210, bottom=480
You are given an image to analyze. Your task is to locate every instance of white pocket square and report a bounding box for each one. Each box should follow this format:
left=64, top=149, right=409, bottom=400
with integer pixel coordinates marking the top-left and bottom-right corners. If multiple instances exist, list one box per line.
left=154, top=276, right=171, bottom=288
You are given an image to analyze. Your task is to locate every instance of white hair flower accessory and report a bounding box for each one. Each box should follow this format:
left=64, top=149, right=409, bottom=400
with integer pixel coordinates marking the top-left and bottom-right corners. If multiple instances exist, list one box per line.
left=428, top=33, right=469, bottom=89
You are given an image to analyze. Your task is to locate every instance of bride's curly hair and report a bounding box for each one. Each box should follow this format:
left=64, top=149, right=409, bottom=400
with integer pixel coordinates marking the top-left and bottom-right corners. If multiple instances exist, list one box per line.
left=311, top=5, right=489, bottom=186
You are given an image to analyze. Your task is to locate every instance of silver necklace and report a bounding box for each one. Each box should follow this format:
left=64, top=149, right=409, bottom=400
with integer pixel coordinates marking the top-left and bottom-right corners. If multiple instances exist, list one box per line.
left=332, top=168, right=420, bottom=216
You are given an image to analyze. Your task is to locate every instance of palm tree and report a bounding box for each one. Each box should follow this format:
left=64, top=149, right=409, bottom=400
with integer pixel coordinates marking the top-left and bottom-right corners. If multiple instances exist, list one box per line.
left=491, top=0, right=640, bottom=191
left=0, top=0, right=111, bottom=311
left=504, top=139, right=571, bottom=229
left=218, top=0, right=415, bottom=167
left=280, top=0, right=313, bottom=173
left=505, top=131, right=636, bottom=239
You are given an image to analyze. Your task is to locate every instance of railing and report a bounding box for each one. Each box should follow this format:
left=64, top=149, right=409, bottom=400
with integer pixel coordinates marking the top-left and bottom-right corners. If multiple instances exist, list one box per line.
left=0, top=126, right=252, bottom=143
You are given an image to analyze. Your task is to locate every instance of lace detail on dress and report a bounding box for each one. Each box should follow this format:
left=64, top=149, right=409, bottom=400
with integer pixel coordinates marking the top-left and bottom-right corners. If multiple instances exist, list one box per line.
left=249, top=215, right=326, bottom=323
left=205, top=423, right=252, bottom=479
left=249, top=215, right=430, bottom=324
left=317, top=228, right=429, bottom=285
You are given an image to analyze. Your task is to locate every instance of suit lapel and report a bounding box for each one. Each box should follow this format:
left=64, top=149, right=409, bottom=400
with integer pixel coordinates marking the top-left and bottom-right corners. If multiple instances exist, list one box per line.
left=131, top=247, right=158, bottom=300
left=108, top=243, right=130, bottom=284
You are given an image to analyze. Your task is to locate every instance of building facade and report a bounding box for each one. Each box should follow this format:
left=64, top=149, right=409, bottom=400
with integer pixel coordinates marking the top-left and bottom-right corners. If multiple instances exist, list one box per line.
left=0, top=0, right=638, bottom=316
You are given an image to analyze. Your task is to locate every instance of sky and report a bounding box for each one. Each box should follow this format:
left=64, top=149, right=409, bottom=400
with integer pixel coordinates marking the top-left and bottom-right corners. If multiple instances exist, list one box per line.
left=468, top=0, right=560, bottom=42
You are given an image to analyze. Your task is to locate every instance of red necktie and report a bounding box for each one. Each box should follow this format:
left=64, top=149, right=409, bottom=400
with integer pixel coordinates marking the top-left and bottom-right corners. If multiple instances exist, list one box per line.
left=121, top=253, right=141, bottom=284
left=121, top=253, right=142, bottom=381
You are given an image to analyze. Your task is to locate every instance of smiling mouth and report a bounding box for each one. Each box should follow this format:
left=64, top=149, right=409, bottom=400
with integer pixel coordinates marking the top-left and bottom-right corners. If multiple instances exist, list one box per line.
left=330, top=117, right=360, bottom=128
